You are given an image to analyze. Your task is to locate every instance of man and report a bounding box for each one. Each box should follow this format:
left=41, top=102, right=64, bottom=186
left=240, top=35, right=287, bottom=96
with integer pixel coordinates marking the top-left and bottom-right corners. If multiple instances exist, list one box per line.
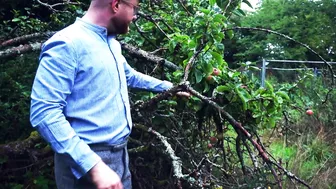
left=30, top=0, right=187, bottom=188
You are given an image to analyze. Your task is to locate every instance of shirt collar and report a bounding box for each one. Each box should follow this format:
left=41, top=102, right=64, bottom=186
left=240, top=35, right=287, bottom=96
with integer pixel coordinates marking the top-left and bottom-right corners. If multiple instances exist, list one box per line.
left=75, top=17, right=108, bottom=36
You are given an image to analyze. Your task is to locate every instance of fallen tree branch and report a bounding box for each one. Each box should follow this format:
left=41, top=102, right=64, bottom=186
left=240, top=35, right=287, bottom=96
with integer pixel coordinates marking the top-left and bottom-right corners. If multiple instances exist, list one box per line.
left=133, top=123, right=203, bottom=189
left=120, top=41, right=180, bottom=70
left=0, top=42, right=42, bottom=58
left=181, top=83, right=312, bottom=189
left=0, top=131, right=42, bottom=156
left=0, top=32, right=55, bottom=49
left=134, top=123, right=185, bottom=179
left=0, top=34, right=181, bottom=71
left=132, top=81, right=311, bottom=188
left=133, top=84, right=183, bottom=111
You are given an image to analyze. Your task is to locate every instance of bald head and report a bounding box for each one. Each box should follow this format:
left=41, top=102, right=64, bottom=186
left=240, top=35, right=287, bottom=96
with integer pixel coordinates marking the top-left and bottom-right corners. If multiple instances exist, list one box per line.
left=89, top=0, right=114, bottom=8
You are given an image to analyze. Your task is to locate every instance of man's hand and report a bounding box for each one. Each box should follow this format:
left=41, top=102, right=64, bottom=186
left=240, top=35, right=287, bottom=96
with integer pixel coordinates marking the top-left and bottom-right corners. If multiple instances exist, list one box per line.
left=89, top=160, right=123, bottom=189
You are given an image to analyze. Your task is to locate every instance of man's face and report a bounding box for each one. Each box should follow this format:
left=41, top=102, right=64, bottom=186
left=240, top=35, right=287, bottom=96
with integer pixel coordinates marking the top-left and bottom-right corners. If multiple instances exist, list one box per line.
left=112, top=0, right=138, bottom=34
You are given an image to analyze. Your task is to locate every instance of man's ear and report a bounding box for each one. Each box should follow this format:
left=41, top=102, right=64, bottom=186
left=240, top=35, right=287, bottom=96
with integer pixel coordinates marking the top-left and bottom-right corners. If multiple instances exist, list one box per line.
left=111, top=0, right=119, bottom=13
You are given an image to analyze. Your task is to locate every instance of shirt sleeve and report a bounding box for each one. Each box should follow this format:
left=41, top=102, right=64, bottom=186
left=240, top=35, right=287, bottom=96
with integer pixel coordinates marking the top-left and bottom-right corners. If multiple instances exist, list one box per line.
left=123, top=62, right=173, bottom=92
left=30, top=35, right=101, bottom=178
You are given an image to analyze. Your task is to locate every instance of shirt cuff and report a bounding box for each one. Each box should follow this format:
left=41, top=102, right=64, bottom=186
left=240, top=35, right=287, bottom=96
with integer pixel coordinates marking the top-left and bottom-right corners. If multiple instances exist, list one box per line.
left=71, top=147, right=102, bottom=179
left=161, top=81, right=173, bottom=91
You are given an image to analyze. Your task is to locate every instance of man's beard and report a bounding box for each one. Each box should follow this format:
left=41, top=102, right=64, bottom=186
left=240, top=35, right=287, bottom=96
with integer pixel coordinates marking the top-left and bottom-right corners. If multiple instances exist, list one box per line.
left=112, top=19, right=130, bottom=35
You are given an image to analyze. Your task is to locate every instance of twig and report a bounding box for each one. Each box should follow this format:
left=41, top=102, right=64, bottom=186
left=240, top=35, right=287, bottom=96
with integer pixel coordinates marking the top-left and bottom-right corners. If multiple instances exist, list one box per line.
left=267, top=163, right=283, bottom=189
left=138, top=11, right=175, bottom=32
left=36, top=0, right=81, bottom=13
left=182, top=44, right=206, bottom=82
left=188, top=156, right=207, bottom=176
left=242, top=139, right=259, bottom=170
left=223, top=0, right=233, bottom=15
left=133, top=21, right=160, bottom=49
left=321, top=88, right=334, bottom=104
left=177, top=0, right=192, bottom=16
left=133, top=123, right=194, bottom=188
left=236, top=135, right=247, bottom=175
left=138, top=12, right=170, bottom=39
left=271, top=161, right=311, bottom=189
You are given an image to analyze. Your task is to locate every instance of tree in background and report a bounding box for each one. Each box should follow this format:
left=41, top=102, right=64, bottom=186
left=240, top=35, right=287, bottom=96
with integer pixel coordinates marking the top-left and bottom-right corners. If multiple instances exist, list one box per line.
left=225, top=0, right=336, bottom=63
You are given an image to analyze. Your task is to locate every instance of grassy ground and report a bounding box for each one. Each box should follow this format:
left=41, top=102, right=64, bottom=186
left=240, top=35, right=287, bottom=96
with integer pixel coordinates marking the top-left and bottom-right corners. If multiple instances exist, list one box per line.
left=266, top=116, right=336, bottom=189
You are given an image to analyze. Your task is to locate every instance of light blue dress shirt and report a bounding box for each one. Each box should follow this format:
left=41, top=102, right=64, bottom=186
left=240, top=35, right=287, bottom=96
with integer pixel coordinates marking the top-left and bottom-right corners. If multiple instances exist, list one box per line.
left=30, top=18, right=173, bottom=178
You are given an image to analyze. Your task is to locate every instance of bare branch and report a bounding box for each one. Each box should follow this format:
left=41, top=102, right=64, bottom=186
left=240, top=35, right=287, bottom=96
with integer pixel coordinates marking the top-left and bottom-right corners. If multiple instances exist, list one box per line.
left=182, top=44, right=206, bottom=82
left=120, top=41, right=181, bottom=70
left=36, top=0, right=81, bottom=13
left=0, top=32, right=55, bottom=49
left=321, top=88, right=334, bottom=104
left=177, top=0, right=192, bottom=16
left=267, top=163, right=283, bottom=189
left=0, top=42, right=42, bottom=58
left=133, top=123, right=191, bottom=188
left=133, top=20, right=160, bottom=49
left=0, top=35, right=181, bottom=72
left=223, top=0, right=233, bottom=15
left=0, top=131, right=42, bottom=156
left=138, top=12, right=171, bottom=39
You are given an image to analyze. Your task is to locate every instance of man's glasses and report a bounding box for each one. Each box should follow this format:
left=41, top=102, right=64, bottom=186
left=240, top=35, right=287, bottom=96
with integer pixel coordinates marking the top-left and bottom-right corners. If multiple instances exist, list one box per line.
left=120, top=0, right=139, bottom=16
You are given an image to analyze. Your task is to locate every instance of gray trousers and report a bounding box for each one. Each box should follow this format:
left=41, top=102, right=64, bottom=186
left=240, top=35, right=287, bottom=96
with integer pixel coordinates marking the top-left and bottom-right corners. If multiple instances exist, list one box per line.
left=54, top=141, right=132, bottom=189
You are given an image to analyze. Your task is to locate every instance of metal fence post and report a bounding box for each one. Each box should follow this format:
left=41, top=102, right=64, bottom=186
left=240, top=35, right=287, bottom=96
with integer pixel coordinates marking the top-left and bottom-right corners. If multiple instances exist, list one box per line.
left=261, top=58, right=267, bottom=88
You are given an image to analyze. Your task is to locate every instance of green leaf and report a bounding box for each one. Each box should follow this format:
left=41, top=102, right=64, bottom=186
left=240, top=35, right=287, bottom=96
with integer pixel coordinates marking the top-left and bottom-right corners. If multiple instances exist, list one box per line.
left=167, top=100, right=178, bottom=106
left=232, top=9, right=246, bottom=17
left=12, top=18, right=21, bottom=22
left=216, top=43, right=225, bottom=51
left=248, top=66, right=260, bottom=71
left=276, top=91, right=290, bottom=101
left=253, top=88, right=266, bottom=96
left=203, top=82, right=210, bottom=93
left=276, top=96, right=283, bottom=104
left=188, top=39, right=196, bottom=49
left=200, top=8, right=211, bottom=14
left=211, top=52, right=224, bottom=64
left=242, top=0, right=254, bottom=9
left=194, top=69, right=203, bottom=83
left=235, top=86, right=251, bottom=110
left=213, top=14, right=227, bottom=23
left=216, top=85, right=231, bottom=92
left=216, top=0, right=228, bottom=10
left=268, top=117, right=276, bottom=128
left=204, top=62, right=213, bottom=73
left=226, top=30, right=234, bottom=39
left=265, top=81, right=274, bottom=92
left=173, top=70, right=183, bottom=78
left=209, top=0, right=216, bottom=6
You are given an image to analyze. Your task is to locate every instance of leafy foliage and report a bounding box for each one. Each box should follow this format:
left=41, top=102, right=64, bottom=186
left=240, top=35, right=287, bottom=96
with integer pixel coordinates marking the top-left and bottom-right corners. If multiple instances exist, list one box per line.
left=225, top=0, right=336, bottom=63
left=0, top=54, right=39, bottom=142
